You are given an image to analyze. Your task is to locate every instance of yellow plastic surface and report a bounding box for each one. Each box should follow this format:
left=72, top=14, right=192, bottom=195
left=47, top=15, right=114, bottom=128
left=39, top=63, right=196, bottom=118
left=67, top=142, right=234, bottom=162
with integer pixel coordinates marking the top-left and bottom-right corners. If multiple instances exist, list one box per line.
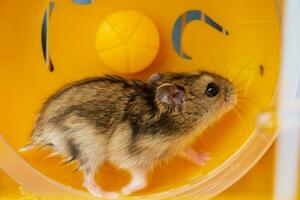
left=95, top=9, right=160, bottom=74
left=0, top=0, right=280, bottom=199
left=4, top=144, right=300, bottom=199
left=0, top=145, right=276, bottom=199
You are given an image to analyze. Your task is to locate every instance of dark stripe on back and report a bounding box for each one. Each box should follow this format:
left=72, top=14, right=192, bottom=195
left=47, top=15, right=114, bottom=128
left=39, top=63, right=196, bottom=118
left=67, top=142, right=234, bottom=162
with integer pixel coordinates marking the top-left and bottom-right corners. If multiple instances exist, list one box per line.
left=45, top=75, right=131, bottom=105
left=33, top=75, right=132, bottom=136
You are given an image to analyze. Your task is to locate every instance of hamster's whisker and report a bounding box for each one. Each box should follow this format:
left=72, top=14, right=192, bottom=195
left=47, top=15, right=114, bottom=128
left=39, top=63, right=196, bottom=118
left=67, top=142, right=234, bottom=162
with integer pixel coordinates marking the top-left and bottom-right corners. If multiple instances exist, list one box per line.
left=226, top=64, right=247, bottom=83
left=233, top=59, right=256, bottom=72
left=232, top=108, right=248, bottom=130
left=227, top=60, right=254, bottom=81
left=236, top=92, right=258, bottom=103
left=230, top=70, right=245, bottom=85
left=232, top=66, right=261, bottom=89
left=233, top=80, right=259, bottom=94
left=231, top=75, right=253, bottom=90
left=228, top=60, right=259, bottom=90
left=236, top=94, right=257, bottom=104
left=237, top=97, right=258, bottom=108
left=234, top=104, right=248, bottom=121
left=236, top=88, right=257, bottom=98
left=232, top=106, right=249, bottom=130
left=235, top=86, right=257, bottom=94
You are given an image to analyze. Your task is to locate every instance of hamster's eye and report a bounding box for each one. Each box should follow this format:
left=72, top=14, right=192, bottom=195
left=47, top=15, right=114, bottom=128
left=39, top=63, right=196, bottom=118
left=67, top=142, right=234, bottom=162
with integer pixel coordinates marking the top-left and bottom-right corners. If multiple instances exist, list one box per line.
left=205, top=83, right=219, bottom=97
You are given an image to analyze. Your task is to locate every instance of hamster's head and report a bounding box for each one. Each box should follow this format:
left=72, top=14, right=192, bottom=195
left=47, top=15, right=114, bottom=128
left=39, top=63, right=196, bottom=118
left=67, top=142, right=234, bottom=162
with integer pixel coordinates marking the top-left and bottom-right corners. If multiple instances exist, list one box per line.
left=149, top=71, right=237, bottom=122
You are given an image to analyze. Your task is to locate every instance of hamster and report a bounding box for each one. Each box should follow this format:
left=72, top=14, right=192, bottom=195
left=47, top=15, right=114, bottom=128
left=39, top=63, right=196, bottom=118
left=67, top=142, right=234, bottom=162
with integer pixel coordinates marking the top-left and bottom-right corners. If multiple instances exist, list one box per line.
left=21, top=71, right=237, bottom=198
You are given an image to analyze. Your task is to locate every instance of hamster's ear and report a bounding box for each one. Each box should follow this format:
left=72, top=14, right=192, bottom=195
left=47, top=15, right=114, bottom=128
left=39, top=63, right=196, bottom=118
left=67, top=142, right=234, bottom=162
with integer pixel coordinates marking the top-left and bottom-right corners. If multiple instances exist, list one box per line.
left=148, top=73, right=161, bottom=84
left=156, top=83, right=185, bottom=108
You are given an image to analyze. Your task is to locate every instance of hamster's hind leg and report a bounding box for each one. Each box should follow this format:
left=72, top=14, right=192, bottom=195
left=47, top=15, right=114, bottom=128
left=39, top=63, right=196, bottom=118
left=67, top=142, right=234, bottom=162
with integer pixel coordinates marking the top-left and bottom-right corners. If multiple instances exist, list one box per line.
left=79, top=145, right=119, bottom=199
left=121, top=168, right=147, bottom=195
left=82, top=166, right=119, bottom=199
left=69, top=127, right=119, bottom=198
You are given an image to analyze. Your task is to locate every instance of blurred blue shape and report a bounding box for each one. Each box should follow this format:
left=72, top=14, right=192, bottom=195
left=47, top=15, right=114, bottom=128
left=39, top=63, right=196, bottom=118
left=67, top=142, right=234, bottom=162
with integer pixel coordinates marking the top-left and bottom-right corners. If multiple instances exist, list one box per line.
left=72, top=0, right=94, bottom=4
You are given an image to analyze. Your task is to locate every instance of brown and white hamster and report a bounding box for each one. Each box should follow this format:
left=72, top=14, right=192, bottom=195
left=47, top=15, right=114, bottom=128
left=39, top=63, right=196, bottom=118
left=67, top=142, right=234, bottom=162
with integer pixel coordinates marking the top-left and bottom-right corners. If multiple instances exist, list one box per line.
left=21, top=71, right=237, bottom=198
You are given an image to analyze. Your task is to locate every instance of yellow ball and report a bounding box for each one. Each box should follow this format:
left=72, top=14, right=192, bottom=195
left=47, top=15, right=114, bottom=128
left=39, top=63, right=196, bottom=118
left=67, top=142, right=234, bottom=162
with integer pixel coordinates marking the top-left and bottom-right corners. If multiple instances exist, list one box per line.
left=95, top=10, right=160, bottom=74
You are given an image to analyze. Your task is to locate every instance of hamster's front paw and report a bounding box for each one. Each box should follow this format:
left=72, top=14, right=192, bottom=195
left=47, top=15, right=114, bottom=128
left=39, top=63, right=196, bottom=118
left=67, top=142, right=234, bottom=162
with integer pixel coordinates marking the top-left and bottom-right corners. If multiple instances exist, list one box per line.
left=181, top=148, right=211, bottom=167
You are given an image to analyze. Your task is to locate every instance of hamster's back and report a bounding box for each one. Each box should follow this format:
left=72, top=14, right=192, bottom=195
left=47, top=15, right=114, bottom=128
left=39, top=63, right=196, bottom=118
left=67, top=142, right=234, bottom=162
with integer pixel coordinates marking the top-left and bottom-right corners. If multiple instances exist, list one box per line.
left=30, top=76, right=133, bottom=148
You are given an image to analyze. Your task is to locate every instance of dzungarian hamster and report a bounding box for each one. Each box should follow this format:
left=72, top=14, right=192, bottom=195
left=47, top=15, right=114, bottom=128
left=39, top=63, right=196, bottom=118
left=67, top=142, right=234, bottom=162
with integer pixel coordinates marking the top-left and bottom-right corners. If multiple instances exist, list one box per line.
left=20, top=71, right=237, bottom=198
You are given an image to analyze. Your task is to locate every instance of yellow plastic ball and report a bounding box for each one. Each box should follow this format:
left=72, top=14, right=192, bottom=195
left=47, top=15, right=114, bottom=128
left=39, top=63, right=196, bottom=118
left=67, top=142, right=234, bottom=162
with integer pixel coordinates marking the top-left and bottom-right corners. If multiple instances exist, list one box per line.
left=95, top=10, right=160, bottom=74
